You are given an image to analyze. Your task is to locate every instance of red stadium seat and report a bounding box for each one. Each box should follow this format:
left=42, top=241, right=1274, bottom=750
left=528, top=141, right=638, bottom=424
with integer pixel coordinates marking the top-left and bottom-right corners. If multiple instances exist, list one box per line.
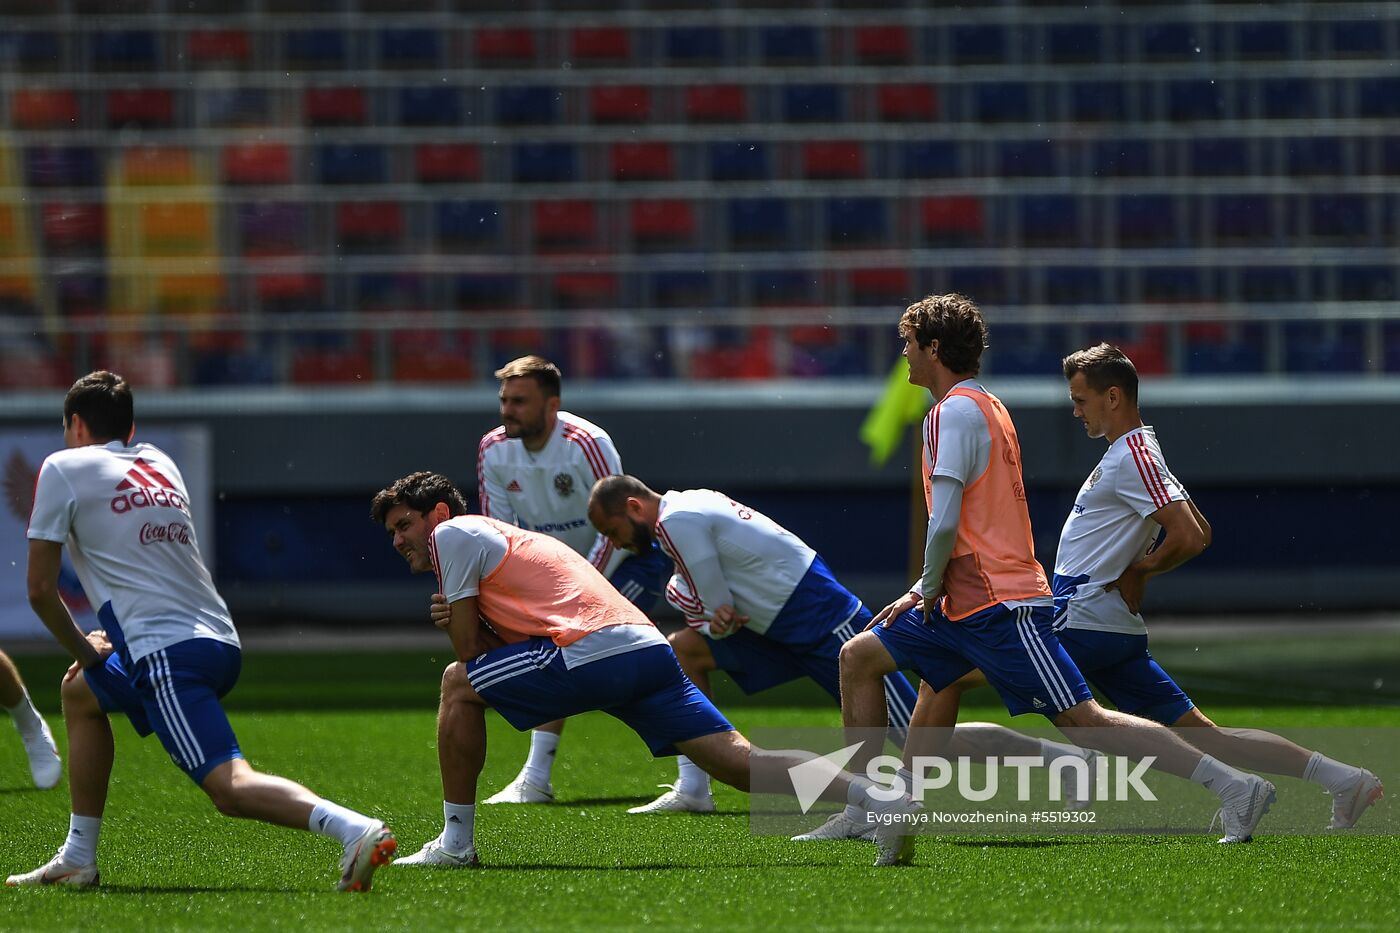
left=920, top=196, right=985, bottom=244
left=611, top=142, right=673, bottom=181
left=533, top=199, right=595, bottom=251
left=223, top=143, right=292, bottom=185
left=393, top=345, right=474, bottom=384
left=591, top=85, right=651, bottom=124
left=571, top=27, right=630, bottom=64
left=291, top=349, right=374, bottom=385
left=187, top=29, right=252, bottom=66
left=415, top=143, right=481, bottom=184
left=255, top=272, right=322, bottom=304
left=304, top=87, right=367, bottom=126
left=11, top=89, right=78, bottom=129
left=855, top=26, right=912, bottom=64
left=689, top=328, right=775, bottom=380
left=335, top=201, right=403, bottom=250
left=474, top=28, right=535, bottom=64
left=630, top=199, right=695, bottom=248
left=553, top=272, right=619, bottom=308
left=107, top=88, right=174, bottom=128
left=0, top=353, right=72, bottom=390
left=850, top=268, right=912, bottom=306
left=878, top=84, right=938, bottom=122
left=803, top=141, right=865, bottom=179
left=41, top=202, right=104, bottom=254
left=686, top=85, right=746, bottom=123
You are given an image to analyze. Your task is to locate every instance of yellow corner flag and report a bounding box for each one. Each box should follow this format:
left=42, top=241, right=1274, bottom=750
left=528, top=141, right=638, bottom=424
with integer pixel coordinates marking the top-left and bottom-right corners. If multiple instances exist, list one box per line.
left=859, top=360, right=930, bottom=466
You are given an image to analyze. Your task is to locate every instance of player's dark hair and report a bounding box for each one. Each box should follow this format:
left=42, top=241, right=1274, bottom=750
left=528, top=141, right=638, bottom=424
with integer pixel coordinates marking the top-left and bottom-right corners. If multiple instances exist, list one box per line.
left=588, top=474, right=654, bottom=516
left=63, top=370, right=134, bottom=443
left=1062, top=343, right=1140, bottom=403
left=898, top=293, right=988, bottom=376
left=494, top=355, right=562, bottom=398
left=370, top=471, right=469, bottom=524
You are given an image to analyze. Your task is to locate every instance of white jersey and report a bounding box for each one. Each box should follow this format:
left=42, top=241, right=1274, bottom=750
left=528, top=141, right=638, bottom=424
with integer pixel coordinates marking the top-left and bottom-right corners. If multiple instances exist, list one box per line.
left=27, top=440, right=238, bottom=663
left=477, top=411, right=626, bottom=576
left=655, top=489, right=818, bottom=638
left=1053, top=426, right=1188, bottom=635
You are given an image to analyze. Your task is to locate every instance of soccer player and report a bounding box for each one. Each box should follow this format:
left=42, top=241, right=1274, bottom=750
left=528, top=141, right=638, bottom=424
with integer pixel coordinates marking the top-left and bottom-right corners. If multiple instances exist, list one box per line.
left=838, top=295, right=1277, bottom=863
left=1, top=649, right=62, bottom=789
left=587, top=475, right=919, bottom=828
left=373, top=471, right=919, bottom=868
left=1052, top=343, right=1383, bottom=827
left=6, top=372, right=395, bottom=892
left=477, top=355, right=672, bottom=804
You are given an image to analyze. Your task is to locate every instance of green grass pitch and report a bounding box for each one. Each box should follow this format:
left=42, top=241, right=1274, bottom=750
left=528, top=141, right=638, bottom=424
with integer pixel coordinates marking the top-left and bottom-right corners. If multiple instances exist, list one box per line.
left=1, top=649, right=1395, bottom=932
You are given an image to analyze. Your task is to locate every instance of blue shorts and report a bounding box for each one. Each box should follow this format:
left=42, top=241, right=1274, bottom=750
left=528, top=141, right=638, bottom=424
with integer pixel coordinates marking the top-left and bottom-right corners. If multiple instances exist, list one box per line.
left=83, top=638, right=243, bottom=784
left=873, top=602, right=1093, bottom=719
left=467, top=639, right=733, bottom=757
left=708, top=605, right=916, bottom=735
left=1057, top=628, right=1195, bottom=725
left=609, top=542, right=673, bottom=615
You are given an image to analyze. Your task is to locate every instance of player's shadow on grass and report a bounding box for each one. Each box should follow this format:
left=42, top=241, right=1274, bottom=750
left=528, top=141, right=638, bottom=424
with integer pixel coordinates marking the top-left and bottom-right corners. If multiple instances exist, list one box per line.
left=0, top=785, right=45, bottom=795
left=555, top=795, right=657, bottom=806
left=947, top=839, right=1096, bottom=849
left=100, top=884, right=302, bottom=895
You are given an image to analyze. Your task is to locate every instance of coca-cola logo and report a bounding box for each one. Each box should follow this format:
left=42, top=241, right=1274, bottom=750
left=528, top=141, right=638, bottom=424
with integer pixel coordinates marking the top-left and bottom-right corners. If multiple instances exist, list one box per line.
left=139, top=521, right=192, bottom=546
left=111, top=487, right=189, bottom=515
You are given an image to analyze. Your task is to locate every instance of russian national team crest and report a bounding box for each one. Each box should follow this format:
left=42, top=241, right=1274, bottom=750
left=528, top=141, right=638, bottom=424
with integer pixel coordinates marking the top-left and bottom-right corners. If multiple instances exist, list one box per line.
left=1086, top=465, right=1103, bottom=490
left=554, top=473, right=575, bottom=497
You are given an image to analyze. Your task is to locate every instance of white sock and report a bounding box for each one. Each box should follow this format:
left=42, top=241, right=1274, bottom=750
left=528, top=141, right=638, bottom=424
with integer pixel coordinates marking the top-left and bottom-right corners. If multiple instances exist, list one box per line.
left=5, top=691, right=44, bottom=738
left=308, top=799, right=379, bottom=848
left=1038, top=737, right=1087, bottom=762
left=59, top=814, right=101, bottom=867
left=675, top=756, right=711, bottom=798
left=442, top=801, right=475, bottom=854
left=1303, top=752, right=1361, bottom=794
left=521, top=730, right=560, bottom=788
left=1189, top=754, right=1250, bottom=795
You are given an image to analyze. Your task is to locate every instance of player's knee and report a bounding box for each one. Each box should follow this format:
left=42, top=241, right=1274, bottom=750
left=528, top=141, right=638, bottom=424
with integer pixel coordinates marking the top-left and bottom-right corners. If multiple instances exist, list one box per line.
left=839, top=633, right=889, bottom=679
left=667, top=628, right=713, bottom=671
left=441, top=661, right=469, bottom=699
left=60, top=670, right=101, bottom=717
left=1173, top=707, right=1215, bottom=728
left=1054, top=699, right=1108, bottom=729
left=202, top=773, right=244, bottom=817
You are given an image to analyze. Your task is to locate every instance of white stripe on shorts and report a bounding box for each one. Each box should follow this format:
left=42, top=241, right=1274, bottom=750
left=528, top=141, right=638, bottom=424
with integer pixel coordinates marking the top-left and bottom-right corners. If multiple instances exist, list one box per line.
left=1014, top=608, right=1075, bottom=712
left=151, top=649, right=204, bottom=770
left=472, top=647, right=561, bottom=693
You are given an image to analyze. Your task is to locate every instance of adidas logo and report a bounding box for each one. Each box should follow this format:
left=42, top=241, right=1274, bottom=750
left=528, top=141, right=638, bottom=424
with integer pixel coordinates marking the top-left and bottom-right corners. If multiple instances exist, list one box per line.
left=447, top=815, right=462, bottom=824
left=110, top=458, right=188, bottom=515
left=115, top=458, right=174, bottom=492
left=1031, top=697, right=1047, bottom=710
left=506, top=480, right=522, bottom=492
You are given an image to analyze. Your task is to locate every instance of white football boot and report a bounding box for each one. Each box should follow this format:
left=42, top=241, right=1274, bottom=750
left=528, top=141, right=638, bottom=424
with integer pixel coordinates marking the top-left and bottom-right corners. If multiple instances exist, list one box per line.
left=21, top=718, right=62, bottom=790
left=626, top=783, right=716, bottom=814
left=790, top=810, right=877, bottom=842
left=1329, top=769, right=1384, bottom=830
left=5, top=853, right=99, bottom=888
left=1214, top=775, right=1276, bottom=844
left=337, top=823, right=396, bottom=892
left=484, top=776, right=554, bottom=805
left=394, top=833, right=481, bottom=868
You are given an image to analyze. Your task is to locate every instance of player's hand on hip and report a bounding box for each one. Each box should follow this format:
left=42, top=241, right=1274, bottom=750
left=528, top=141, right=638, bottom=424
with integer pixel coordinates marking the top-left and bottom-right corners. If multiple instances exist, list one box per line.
left=710, top=604, right=749, bottom=636
left=868, top=590, right=920, bottom=629
left=1105, top=567, right=1147, bottom=614
left=430, top=593, right=452, bottom=629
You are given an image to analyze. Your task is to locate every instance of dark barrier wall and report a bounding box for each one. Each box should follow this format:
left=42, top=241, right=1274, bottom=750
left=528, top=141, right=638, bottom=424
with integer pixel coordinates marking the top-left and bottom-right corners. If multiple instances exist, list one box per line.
left=3, top=379, right=1397, bottom=621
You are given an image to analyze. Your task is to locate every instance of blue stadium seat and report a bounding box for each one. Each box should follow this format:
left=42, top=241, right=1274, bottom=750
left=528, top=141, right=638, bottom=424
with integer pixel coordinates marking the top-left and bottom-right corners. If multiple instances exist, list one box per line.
left=750, top=270, right=813, bottom=306
left=401, top=87, right=463, bottom=126
left=514, top=143, right=577, bottom=183
left=666, top=26, right=722, bottom=63
left=783, top=85, right=842, bottom=123
left=1380, top=138, right=1400, bottom=175
left=710, top=142, right=770, bottom=181
left=380, top=28, right=440, bottom=67
left=1358, top=78, right=1400, bottom=118
left=1236, top=21, right=1293, bottom=60
left=1043, top=267, right=1105, bottom=305
left=1238, top=267, right=1301, bottom=303
left=356, top=273, right=426, bottom=311
left=92, top=30, right=159, bottom=69
left=1070, top=82, right=1128, bottom=122
left=1334, top=266, right=1395, bottom=301
left=1190, top=138, right=1249, bottom=176
left=25, top=146, right=100, bottom=187
left=454, top=274, right=520, bottom=310
left=987, top=325, right=1071, bottom=375
left=1330, top=20, right=1385, bottom=57
left=286, top=30, right=347, bottom=68
left=1141, top=22, right=1199, bottom=61
left=437, top=200, right=502, bottom=247
left=728, top=198, right=789, bottom=248
left=948, top=267, right=1017, bottom=305
left=1046, top=23, right=1104, bottom=63
left=1284, top=136, right=1344, bottom=176
left=1213, top=195, right=1275, bottom=243
left=1018, top=195, right=1082, bottom=247
left=1284, top=322, right=1366, bottom=373
left=495, top=85, right=557, bottom=125
left=12, top=31, right=62, bottom=69
left=973, top=82, right=1032, bottom=123
left=653, top=271, right=712, bottom=308
left=1094, top=139, right=1153, bottom=177
left=761, top=26, right=819, bottom=64
left=1168, top=80, right=1226, bottom=121
left=318, top=144, right=387, bottom=185
left=1309, top=195, right=1370, bottom=243
left=1115, top=195, right=1179, bottom=246
left=193, top=350, right=279, bottom=387
left=901, top=140, right=961, bottom=178
left=951, top=24, right=1008, bottom=65
left=1260, top=78, right=1314, bottom=119
left=999, top=140, right=1056, bottom=177
left=206, top=88, right=270, bottom=126
left=1141, top=267, right=1206, bottom=303
left=825, top=198, right=888, bottom=247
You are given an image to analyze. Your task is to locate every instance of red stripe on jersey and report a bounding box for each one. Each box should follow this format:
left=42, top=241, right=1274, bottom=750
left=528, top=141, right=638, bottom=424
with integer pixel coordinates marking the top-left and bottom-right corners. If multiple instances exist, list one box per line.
left=133, top=457, right=175, bottom=489
left=665, top=580, right=703, bottom=614
left=655, top=523, right=699, bottom=607
left=928, top=406, right=941, bottom=472
left=685, top=617, right=708, bottom=631
left=561, top=425, right=609, bottom=481
left=1133, top=434, right=1171, bottom=507
left=428, top=527, right=443, bottom=593
left=1127, top=434, right=1169, bottom=509
left=591, top=537, right=613, bottom=571
left=476, top=427, right=509, bottom=516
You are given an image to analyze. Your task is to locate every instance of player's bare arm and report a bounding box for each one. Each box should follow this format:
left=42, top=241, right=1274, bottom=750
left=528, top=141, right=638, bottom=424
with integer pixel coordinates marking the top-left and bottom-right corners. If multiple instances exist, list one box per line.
left=868, top=590, right=921, bottom=629
left=1106, top=500, right=1208, bottom=613
left=26, top=539, right=102, bottom=670
left=63, top=630, right=113, bottom=684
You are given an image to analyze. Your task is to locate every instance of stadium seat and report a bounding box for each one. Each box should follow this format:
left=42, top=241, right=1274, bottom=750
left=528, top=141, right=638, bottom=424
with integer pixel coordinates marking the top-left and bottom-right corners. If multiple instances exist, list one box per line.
left=571, top=27, right=631, bottom=64
left=973, top=82, right=1032, bottom=123
left=749, top=270, right=813, bottom=307
left=1190, top=138, right=1249, bottom=176
left=1093, top=139, right=1153, bottom=177
left=355, top=272, right=425, bottom=312
left=728, top=198, right=789, bottom=249
left=1047, top=23, right=1104, bottom=63
left=1238, top=267, right=1301, bottom=303
left=877, top=84, right=937, bottom=122
left=1213, top=195, right=1276, bottom=244
left=453, top=273, right=519, bottom=309
left=1183, top=323, right=1266, bottom=374
left=1115, top=194, right=1179, bottom=247
left=665, top=26, right=723, bottom=64
left=495, top=85, right=556, bottom=125
left=630, top=199, right=696, bottom=250
left=25, top=146, right=101, bottom=188
left=855, top=26, right=912, bottom=64
left=223, top=143, right=292, bottom=185
left=193, top=348, right=279, bottom=387
left=1330, top=20, right=1385, bottom=58
left=380, top=29, right=440, bottom=69
left=710, top=142, right=770, bottom=181
left=825, top=197, right=887, bottom=248
left=1140, top=267, right=1206, bottom=303
left=1070, top=82, right=1128, bottom=122
left=255, top=272, right=323, bottom=312
left=1308, top=195, right=1371, bottom=243
left=1043, top=267, right=1105, bottom=305
left=1168, top=80, right=1226, bottom=121
left=237, top=202, right=308, bottom=256
left=318, top=144, right=388, bottom=185
left=474, top=27, right=535, bottom=65
left=686, top=85, right=747, bottom=123
left=11, top=31, right=62, bottom=72
left=187, top=29, right=252, bottom=66
left=107, top=89, right=175, bottom=129
left=11, top=89, right=79, bottom=129
left=436, top=200, right=502, bottom=250
left=401, top=86, right=463, bottom=126
left=762, top=26, right=820, bottom=65
left=1334, top=266, right=1395, bottom=301
left=985, top=325, right=1069, bottom=376
left=1379, top=138, right=1400, bottom=176
left=416, top=143, right=481, bottom=184
left=950, top=24, right=1008, bottom=65
left=291, top=349, right=375, bottom=385
left=783, top=85, right=842, bottom=123
left=55, top=273, right=106, bottom=317
left=206, top=88, right=269, bottom=126
left=286, top=30, right=347, bottom=69
left=335, top=201, right=404, bottom=252
left=304, top=87, right=367, bottom=126
left=948, top=267, right=1015, bottom=306
left=553, top=272, right=619, bottom=309
left=92, top=30, right=159, bottom=70
left=1259, top=78, right=1314, bottom=119
left=1283, top=136, right=1345, bottom=176
left=803, top=141, right=864, bottom=179
left=1236, top=21, right=1293, bottom=60
left=1018, top=195, right=1082, bottom=247
left=849, top=267, right=910, bottom=306
left=688, top=328, right=774, bottom=381
left=652, top=271, right=711, bottom=308
left=1141, top=22, right=1199, bottom=61
left=0, top=353, right=72, bottom=390
left=533, top=200, right=596, bottom=251
left=591, top=85, right=651, bottom=124
left=514, top=143, right=577, bottom=183
left=41, top=202, right=104, bottom=256
left=1283, top=322, right=1366, bottom=373
left=612, top=142, right=674, bottom=181
left=999, top=140, right=1057, bottom=177
left=901, top=140, right=961, bottom=179
left=393, top=340, right=474, bottom=384
left=920, top=195, right=985, bottom=245
left=1358, top=78, right=1400, bottom=118
left=123, top=146, right=196, bottom=188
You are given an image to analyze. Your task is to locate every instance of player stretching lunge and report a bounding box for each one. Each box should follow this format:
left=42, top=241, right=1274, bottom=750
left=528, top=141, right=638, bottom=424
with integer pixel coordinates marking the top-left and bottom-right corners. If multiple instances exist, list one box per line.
left=587, top=476, right=917, bottom=830
left=6, top=372, right=394, bottom=892
left=1, top=649, right=61, bottom=789
left=374, top=472, right=919, bottom=869
left=839, top=296, right=1276, bottom=864
left=477, top=356, right=671, bottom=804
